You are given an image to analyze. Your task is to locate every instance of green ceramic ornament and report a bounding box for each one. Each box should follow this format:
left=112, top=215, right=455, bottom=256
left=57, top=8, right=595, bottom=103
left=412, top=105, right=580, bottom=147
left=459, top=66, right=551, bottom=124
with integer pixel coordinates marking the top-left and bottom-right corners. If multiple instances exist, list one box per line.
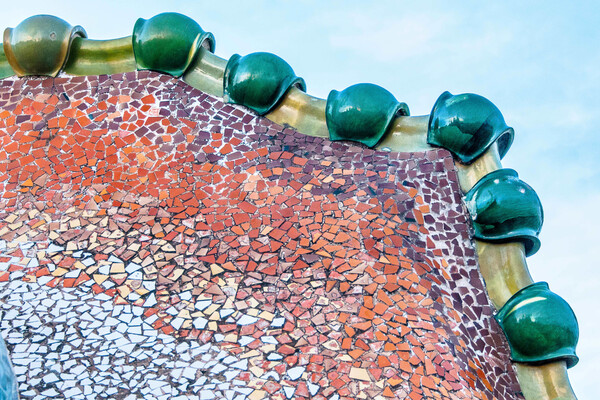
left=133, top=12, right=214, bottom=77
left=223, top=52, right=306, bottom=115
left=3, top=15, right=86, bottom=77
left=428, top=91, right=514, bottom=163
left=326, top=83, right=409, bottom=148
left=495, top=282, right=579, bottom=368
left=465, top=169, right=543, bottom=256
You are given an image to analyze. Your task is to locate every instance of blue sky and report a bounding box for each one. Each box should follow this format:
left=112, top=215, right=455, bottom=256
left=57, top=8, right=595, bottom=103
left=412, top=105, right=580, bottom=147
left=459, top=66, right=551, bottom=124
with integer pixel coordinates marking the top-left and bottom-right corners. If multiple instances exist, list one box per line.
left=2, top=1, right=599, bottom=397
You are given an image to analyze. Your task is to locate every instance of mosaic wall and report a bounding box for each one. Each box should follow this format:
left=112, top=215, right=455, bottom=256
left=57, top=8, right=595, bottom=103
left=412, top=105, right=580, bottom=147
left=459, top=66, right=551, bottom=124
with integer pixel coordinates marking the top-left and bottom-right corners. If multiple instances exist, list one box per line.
left=0, top=71, right=523, bottom=399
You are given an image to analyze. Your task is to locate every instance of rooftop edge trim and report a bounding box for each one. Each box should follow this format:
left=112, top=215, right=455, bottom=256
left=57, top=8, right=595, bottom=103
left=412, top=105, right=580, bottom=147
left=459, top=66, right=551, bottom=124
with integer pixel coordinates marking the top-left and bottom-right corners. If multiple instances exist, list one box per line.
left=0, top=12, right=580, bottom=400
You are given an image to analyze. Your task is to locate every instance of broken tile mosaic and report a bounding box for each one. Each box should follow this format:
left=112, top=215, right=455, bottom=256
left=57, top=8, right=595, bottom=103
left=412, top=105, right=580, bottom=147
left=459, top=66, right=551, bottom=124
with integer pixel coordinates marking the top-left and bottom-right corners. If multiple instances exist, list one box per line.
left=0, top=71, right=523, bottom=399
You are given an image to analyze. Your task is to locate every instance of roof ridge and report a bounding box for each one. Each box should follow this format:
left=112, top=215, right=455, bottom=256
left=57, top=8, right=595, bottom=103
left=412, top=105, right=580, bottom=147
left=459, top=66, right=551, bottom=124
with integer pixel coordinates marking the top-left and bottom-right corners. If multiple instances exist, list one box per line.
left=0, top=12, right=579, bottom=400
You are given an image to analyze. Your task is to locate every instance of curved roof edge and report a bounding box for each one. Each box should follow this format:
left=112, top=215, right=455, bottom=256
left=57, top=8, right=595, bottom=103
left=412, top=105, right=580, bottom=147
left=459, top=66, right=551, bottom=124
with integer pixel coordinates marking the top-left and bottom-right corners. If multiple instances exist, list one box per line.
left=0, top=12, right=579, bottom=400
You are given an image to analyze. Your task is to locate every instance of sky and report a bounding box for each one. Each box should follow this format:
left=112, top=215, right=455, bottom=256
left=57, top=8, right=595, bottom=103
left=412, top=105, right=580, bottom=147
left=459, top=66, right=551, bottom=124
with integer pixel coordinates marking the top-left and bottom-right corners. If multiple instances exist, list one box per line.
left=2, top=0, right=599, bottom=397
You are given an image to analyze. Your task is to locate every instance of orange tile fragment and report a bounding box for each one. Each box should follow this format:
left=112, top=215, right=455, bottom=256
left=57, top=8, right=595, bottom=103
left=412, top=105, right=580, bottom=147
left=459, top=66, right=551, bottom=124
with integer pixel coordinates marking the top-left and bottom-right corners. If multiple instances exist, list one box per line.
left=377, top=355, right=391, bottom=368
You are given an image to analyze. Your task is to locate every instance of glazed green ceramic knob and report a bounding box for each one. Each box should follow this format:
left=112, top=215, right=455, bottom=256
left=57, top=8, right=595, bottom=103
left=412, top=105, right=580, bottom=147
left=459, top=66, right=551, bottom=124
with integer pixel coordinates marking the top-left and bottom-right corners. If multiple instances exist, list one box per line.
left=495, top=282, right=579, bottom=368
left=133, top=12, right=215, bottom=77
left=3, top=15, right=86, bottom=77
left=465, top=168, right=543, bottom=256
left=326, top=83, right=409, bottom=148
left=224, top=52, right=306, bottom=115
left=428, top=91, right=514, bottom=164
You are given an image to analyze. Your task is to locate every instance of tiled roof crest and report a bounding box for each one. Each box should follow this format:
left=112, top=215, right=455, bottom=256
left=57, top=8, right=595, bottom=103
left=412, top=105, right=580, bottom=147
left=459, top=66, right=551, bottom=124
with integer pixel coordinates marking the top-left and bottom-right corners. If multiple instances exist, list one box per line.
left=0, top=12, right=580, bottom=400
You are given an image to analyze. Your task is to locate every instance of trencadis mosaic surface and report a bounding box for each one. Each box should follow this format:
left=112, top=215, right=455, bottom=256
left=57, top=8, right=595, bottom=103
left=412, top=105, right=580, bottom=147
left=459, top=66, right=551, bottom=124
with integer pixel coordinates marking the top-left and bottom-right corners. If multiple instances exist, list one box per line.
left=0, top=12, right=579, bottom=400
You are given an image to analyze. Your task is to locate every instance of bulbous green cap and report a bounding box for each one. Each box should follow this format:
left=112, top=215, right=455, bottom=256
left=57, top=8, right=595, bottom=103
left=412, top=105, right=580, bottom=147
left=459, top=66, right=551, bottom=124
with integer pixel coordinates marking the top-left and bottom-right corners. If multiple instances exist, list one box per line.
left=428, top=91, right=514, bottom=163
left=495, top=282, right=579, bottom=368
left=325, top=83, right=409, bottom=148
left=3, top=15, right=86, bottom=77
left=133, top=12, right=215, bottom=77
left=465, top=168, right=543, bottom=256
left=223, top=52, right=306, bottom=115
